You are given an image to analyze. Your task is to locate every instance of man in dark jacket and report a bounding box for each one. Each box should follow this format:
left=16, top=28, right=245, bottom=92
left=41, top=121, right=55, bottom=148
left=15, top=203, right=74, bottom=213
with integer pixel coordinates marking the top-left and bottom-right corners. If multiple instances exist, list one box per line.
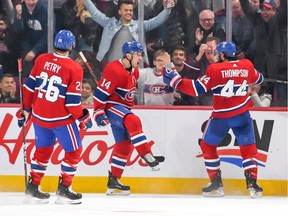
left=240, top=0, right=287, bottom=106
left=12, top=0, right=48, bottom=77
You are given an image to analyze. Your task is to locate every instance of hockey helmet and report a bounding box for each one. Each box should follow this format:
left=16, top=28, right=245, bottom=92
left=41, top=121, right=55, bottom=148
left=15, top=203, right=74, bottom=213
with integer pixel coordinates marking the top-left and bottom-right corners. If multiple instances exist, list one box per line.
left=216, top=41, right=236, bottom=58
left=122, top=41, right=144, bottom=57
left=54, top=30, right=75, bottom=51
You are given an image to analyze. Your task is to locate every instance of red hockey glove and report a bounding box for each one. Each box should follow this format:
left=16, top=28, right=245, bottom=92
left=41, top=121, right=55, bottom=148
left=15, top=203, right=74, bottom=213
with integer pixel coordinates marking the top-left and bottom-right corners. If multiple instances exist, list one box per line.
left=162, top=62, right=182, bottom=89
left=78, top=108, right=92, bottom=130
left=93, top=109, right=109, bottom=127
left=16, top=108, right=31, bottom=127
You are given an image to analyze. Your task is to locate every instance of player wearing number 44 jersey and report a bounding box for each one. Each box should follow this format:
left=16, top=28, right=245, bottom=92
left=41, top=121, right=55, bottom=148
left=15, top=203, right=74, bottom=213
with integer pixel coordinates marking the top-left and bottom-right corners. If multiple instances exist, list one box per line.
left=93, top=41, right=161, bottom=196
left=15, top=30, right=92, bottom=204
left=163, top=41, right=264, bottom=198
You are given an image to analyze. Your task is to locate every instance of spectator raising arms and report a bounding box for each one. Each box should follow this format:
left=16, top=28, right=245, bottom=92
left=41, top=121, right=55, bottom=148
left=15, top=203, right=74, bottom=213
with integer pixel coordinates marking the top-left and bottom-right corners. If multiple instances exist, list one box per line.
left=76, top=0, right=174, bottom=65
left=239, top=0, right=287, bottom=106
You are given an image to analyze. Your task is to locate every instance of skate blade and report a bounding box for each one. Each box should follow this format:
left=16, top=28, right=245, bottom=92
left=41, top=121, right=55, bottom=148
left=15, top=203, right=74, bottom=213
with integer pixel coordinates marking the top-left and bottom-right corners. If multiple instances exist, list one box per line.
left=249, top=189, right=262, bottom=198
left=55, top=196, right=82, bottom=204
left=24, top=195, right=50, bottom=204
left=106, top=188, right=130, bottom=196
left=151, top=165, right=160, bottom=171
left=202, top=189, right=225, bottom=197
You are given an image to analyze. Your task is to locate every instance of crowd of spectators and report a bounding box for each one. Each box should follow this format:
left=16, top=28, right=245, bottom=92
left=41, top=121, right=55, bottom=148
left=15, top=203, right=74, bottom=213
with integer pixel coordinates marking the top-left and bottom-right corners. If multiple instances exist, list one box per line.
left=0, top=0, right=286, bottom=107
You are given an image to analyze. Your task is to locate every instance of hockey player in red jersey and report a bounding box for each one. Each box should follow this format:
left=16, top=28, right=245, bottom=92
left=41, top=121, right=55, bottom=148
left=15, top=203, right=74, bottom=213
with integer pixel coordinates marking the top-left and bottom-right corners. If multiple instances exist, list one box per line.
left=163, top=41, right=264, bottom=198
left=16, top=30, right=92, bottom=204
left=93, top=41, right=160, bottom=195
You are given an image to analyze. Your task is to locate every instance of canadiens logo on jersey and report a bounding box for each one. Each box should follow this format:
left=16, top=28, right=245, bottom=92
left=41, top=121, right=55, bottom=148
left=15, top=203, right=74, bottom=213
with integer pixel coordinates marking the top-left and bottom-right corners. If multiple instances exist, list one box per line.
left=143, top=84, right=171, bottom=95
left=125, top=87, right=137, bottom=102
left=196, top=119, right=272, bottom=168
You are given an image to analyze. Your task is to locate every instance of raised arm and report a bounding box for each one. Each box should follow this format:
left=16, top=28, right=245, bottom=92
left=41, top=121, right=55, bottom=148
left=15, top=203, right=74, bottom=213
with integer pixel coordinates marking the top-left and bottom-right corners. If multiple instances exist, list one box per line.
left=81, top=0, right=111, bottom=27
left=143, top=0, right=174, bottom=31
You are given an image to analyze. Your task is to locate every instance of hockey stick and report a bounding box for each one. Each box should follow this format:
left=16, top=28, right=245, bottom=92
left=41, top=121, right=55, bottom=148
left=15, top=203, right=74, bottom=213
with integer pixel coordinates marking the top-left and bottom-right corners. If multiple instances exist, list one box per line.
left=264, top=78, right=288, bottom=84
left=182, top=61, right=201, bottom=71
left=79, top=51, right=99, bottom=85
left=18, top=58, right=28, bottom=187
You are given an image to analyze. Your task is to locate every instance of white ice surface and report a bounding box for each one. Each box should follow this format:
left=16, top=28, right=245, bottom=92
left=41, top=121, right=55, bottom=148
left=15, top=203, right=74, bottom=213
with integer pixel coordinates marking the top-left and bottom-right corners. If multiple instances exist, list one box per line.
left=0, top=193, right=287, bottom=216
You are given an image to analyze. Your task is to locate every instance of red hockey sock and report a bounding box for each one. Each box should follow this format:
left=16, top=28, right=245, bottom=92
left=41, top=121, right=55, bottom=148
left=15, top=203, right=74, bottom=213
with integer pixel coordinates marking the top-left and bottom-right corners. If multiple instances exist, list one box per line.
left=200, top=140, right=220, bottom=180
left=30, top=146, right=54, bottom=185
left=110, top=140, right=133, bottom=178
left=123, top=114, right=150, bottom=155
left=61, top=146, right=82, bottom=187
left=240, top=144, right=258, bottom=178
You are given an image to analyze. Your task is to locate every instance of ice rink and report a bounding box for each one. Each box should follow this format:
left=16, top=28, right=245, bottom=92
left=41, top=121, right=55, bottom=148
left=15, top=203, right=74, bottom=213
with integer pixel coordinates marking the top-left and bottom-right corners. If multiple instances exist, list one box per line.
left=0, top=193, right=287, bottom=216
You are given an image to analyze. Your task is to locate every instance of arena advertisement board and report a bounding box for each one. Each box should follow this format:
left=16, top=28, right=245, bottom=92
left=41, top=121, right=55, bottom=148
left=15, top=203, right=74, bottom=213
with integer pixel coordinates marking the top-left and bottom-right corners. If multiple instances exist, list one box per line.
left=0, top=106, right=287, bottom=195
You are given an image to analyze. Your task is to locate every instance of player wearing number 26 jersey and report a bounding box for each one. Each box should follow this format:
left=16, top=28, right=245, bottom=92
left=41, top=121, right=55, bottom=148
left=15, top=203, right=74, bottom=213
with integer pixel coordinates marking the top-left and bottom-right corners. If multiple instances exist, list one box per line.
left=23, top=52, right=84, bottom=127
left=16, top=30, right=92, bottom=204
left=163, top=41, right=264, bottom=198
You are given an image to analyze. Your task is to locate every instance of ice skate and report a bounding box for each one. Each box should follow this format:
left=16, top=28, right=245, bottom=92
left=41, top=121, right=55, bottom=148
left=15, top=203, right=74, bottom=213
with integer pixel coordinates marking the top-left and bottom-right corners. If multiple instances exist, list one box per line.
left=202, top=170, right=224, bottom=197
left=141, top=153, right=160, bottom=171
left=106, top=171, right=130, bottom=196
left=24, top=177, right=50, bottom=204
left=55, top=177, right=82, bottom=204
left=245, top=172, right=263, bottom=198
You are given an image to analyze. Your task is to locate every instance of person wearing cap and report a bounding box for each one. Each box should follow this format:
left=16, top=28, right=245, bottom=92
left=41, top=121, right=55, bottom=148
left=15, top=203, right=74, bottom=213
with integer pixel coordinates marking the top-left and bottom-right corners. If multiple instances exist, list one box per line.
left=239, top=0, right=287, bottom=106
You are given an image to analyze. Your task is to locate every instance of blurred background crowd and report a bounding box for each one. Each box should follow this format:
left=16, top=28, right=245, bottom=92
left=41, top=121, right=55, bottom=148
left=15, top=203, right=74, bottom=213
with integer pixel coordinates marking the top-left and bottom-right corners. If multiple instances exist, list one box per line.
left=0, top=0, right=287, bottom=107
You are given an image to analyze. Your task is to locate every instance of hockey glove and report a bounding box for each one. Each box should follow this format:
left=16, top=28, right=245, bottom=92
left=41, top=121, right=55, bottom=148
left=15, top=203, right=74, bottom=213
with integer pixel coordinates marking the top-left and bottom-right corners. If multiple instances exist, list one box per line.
left=93, top=109, right=109, bottom=127
left=78, top=108, right=93, bottom=130
left=16, top=108, right=31, bottom=127
left=162, top=62, right=182, bottom=89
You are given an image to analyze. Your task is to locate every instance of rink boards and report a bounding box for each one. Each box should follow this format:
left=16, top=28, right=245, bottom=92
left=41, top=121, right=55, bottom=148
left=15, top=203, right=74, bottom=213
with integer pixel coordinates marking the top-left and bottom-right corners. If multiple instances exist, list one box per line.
left=0, top=105, right=287, bottom=196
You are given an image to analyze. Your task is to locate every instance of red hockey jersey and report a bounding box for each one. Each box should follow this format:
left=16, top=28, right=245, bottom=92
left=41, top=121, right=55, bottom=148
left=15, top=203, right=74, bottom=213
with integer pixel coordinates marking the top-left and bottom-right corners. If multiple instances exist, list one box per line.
left=23, top=53, right=84, bottom=128
left=177, top=59, right=263, bottom=118
left=94, top=60, right=139, bottom=110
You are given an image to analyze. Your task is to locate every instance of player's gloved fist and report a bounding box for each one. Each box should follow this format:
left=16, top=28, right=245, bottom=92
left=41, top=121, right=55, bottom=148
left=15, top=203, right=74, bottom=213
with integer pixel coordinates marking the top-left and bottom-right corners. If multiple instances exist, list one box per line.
left=162, top=62, right=182, bottom=89
left=16, top=108, right=31, bottom=127
left=93, top=109, right=109, bottom=127
left=78, top=108, right=93, bottom=130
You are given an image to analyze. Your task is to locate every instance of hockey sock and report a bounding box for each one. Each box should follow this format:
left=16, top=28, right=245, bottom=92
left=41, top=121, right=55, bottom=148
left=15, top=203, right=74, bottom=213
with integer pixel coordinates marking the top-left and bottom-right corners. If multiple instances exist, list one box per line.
left=200, top=140, right=220, bottom=180
left=30, top=146, right=54, bottom=185
left=110, top=140, right=133, bottom=178
left=123, top=114, right=151, bottom=155
left=240, top=144, right=258, bottom=178
left=61, top=146, right=82, bottom=187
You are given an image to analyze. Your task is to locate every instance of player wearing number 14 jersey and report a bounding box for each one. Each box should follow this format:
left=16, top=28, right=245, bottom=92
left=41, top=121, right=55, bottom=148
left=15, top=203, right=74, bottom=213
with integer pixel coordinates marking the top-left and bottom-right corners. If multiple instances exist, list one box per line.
left=163, top=41, right=264, bottom=198
left=16, top=30, right=92, bottom=204
left=93, top=41, right=161, bottom=196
